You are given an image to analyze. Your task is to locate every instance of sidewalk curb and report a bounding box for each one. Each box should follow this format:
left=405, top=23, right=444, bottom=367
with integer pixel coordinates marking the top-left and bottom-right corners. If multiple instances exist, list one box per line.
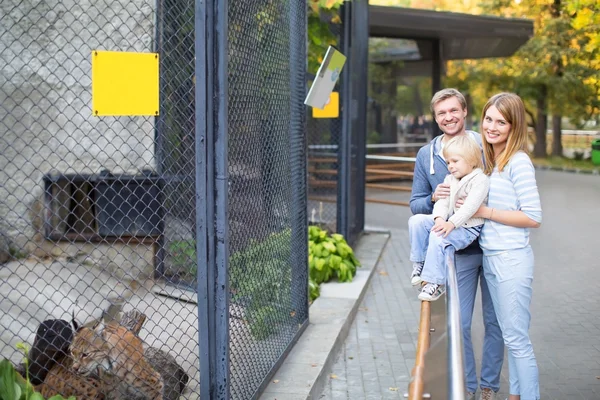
left=534, top=164, right=600, bottom=175
left=259, top=231, right=391, bottom=400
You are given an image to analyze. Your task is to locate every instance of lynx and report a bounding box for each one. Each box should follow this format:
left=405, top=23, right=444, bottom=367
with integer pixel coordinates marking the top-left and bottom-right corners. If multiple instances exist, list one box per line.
left=70, top=321, right=164, bottom=400
left=35, top=310, right=187, bottom=400
left=37, top=358, right=105, bottom=400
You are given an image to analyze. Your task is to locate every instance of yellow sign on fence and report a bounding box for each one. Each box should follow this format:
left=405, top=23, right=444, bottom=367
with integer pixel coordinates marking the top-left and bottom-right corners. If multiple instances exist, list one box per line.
left=312, top=91, right=339, bottom=119
left=92, top=50, right=159, bottom=116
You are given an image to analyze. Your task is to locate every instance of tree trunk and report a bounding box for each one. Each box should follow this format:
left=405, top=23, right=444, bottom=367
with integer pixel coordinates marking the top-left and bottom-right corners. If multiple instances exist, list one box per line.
left=550, top=0, right=563, bottom=158
left=465, top=92, right=474, bottom=130
left=552, top=115, right=563, bottom=156
left=381, top=71, right=397, bottom=144
left=534, top=85, right=548, bottom=158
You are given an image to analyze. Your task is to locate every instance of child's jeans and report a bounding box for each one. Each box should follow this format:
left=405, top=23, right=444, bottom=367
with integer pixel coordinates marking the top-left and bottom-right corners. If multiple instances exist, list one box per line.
left=408, top=214, right=482, bottom=285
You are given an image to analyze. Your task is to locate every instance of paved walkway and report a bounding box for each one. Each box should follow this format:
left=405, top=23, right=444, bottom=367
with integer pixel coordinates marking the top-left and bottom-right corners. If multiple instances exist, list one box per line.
left=319, top=169, right=600, bottom=400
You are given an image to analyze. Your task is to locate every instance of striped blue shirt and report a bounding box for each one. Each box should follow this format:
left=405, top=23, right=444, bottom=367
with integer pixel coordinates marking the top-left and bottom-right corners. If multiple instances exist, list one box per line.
left=479, top=151, right=542, bottom=254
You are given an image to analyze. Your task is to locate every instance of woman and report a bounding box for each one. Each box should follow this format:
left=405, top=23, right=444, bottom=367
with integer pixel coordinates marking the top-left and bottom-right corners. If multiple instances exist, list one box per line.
left=475, top=92, right=542, bottom=400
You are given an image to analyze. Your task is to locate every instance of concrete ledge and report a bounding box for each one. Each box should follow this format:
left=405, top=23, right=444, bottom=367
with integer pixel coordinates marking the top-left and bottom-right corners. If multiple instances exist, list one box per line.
left=259, top=231, right=390, bottom=400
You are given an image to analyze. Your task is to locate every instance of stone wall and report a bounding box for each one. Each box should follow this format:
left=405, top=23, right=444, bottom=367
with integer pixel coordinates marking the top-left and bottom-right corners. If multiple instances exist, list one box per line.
left=0, top=0, right=156, bottom=253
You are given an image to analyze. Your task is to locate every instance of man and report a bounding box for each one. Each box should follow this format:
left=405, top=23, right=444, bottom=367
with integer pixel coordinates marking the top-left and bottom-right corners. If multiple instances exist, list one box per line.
left=409, top=88, right=504, bottom=400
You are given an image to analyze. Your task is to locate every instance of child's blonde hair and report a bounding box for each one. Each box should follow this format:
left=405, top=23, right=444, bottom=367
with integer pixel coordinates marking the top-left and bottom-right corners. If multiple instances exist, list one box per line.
left=443, top=135, right=483, bottom=170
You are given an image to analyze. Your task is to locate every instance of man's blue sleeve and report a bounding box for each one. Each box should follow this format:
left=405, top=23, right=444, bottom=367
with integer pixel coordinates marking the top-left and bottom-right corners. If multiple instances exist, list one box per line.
left=409, top=149, right=434, bottom=215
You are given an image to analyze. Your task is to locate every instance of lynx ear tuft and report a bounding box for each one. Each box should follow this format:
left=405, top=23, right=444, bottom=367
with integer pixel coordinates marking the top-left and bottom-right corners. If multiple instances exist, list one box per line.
left=93, top=313, right=106, bottom=333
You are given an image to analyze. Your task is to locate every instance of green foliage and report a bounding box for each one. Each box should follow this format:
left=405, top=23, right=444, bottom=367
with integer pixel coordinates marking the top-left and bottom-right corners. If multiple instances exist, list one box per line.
left=230, top=230, right=293, bottom=340
left=307, top=0, right=344, bottom=74
left=8, top=247, right=27, bottom=260
left=445, top=0, right=600, bottom=136
left=167, top=240, right=197, bottom=277
left=309, top=278, right=321, bottom=302
left=367, top=131, right=381, bottom=145
left=308, top=225, right=360, bottom=287
left=532, top=156, right=600, bottom=172
left=0, top=359, right=74, bottom=400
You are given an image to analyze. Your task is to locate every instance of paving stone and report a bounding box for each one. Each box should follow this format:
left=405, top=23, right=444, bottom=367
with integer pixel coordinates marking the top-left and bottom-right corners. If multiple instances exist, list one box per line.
left=319, top=171, right=600, bottom=399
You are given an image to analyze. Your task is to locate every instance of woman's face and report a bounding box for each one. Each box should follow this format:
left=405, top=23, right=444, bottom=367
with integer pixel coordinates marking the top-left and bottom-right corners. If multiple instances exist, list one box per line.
left=482, top=105, right=511, bottom=151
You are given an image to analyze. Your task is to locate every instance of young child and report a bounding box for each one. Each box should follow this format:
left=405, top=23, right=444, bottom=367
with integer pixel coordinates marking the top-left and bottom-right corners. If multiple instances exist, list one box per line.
left=408, top=135, right=490, bottom=301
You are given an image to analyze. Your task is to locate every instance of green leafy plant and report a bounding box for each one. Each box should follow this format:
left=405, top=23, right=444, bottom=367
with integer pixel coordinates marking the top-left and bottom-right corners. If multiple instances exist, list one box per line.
left=1, top=345, right=74, bottom=400
left=308, top=225, right=361, bottom=287
left=309, top=278, right=321, bottom=302
left=167, top=239, right=197, bottom=277
left=229, top=230, right=293, bottom=340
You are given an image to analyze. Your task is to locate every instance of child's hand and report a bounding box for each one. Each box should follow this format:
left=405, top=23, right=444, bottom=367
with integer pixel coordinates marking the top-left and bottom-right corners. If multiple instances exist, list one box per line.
left=433, top=220, right=455, bottom=238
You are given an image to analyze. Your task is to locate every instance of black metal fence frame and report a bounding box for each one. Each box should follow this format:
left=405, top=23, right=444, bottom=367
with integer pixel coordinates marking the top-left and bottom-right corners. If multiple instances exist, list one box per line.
left=195, top=0, right=309, bottom=398
left=337, top=0, right=369, bottom=246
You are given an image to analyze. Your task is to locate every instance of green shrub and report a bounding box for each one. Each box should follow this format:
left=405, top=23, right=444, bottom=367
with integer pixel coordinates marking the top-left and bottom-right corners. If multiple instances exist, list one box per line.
left=0, top=357, right=74, bottom=400
left=308, top=225, right=361, bottom=289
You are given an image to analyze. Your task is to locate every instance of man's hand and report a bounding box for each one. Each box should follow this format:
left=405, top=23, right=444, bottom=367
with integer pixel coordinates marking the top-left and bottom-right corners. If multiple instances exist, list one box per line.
left=432, top=183, right=451, bottom=202
left=432, top=219, right=455, bottom=238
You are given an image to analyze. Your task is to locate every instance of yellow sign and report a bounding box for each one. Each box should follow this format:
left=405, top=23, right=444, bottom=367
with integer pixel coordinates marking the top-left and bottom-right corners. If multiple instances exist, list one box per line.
left=92, top=50, right=159, bottom=116
left=312, top=92, right=339, bottom=119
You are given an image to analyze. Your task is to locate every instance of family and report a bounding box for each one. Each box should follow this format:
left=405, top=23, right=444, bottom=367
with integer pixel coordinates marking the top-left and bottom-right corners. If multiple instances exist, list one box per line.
left=408, top=89, right=542, bottom=400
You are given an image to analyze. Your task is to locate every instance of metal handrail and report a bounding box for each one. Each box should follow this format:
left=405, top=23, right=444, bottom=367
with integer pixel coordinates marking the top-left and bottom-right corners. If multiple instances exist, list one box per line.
left=366, top=154, right=416, bottom=162
left=307, top=142, right=425, bottom=151
left=407, top=252, right=466, bottom=400
left=446, top=252, right=466, bottom=399
left=408, top=301, right=430, bottom=399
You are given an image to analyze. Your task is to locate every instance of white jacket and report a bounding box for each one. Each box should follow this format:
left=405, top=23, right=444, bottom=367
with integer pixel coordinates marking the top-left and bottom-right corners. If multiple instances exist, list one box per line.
left=432, top=168, right=489, bottom=228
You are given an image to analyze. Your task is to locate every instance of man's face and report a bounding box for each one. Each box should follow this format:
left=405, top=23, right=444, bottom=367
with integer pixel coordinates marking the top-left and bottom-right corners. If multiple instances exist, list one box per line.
left=432, top=97, right=467, bottom=137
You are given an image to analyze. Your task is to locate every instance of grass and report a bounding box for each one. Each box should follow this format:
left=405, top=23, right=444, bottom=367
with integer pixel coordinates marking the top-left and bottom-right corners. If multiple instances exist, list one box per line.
left=532, top=156, right=600, bottom=172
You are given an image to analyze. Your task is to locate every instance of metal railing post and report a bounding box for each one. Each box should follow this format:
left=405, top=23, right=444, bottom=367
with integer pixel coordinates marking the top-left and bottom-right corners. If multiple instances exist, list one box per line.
left=446, top=251, right=466, bottom=399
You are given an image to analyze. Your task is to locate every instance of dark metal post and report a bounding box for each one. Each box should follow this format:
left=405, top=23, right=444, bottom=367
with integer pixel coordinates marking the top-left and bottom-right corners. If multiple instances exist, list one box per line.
left=196, top=0, right=230, bottom=398
left=351, top=0, right=368, bottom=244
left=289, top=0, right=309, bottom=323
left=432, top=38, right=443, bottom=137
left=337, top=1, right=352, bottom=239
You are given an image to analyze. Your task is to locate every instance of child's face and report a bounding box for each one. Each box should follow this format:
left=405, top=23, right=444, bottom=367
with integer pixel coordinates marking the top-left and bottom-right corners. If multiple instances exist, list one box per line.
left=446, top=154, right=474, bottom=179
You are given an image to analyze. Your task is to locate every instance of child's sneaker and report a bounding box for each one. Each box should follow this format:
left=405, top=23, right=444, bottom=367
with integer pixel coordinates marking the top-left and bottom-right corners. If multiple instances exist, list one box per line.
left=418, top=282, right=445, bottom=301
left=410, top=262, right=424, bottom=286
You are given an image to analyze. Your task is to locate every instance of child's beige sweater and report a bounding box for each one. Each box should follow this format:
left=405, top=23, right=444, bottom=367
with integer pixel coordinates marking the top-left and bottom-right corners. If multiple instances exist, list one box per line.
left=432, top=168, right=489, bottom=228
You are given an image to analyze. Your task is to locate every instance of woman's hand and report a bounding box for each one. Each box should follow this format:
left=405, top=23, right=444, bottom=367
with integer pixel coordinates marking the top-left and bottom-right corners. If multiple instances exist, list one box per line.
left=471, top=205, right=490, bottom=219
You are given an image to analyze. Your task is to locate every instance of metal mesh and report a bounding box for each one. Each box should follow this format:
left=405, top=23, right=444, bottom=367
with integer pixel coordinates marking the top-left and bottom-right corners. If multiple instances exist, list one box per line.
left=1, top=0, right=197, bottom=398
left=227, top=0, right=308, bottom=398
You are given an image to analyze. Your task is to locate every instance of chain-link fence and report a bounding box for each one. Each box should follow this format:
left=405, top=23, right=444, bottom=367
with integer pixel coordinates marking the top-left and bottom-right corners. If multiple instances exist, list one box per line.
left=225, top=0, right=308, bottom=398
left=1, top=0, right=307, bottom=398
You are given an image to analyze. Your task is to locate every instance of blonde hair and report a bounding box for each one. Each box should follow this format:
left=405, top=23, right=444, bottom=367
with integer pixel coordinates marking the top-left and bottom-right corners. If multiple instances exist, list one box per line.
left=443, top=135, right=484, bottom=171
left=481, top=93, right=528, bottom=175
left=430, top=88, right=467, bottom=114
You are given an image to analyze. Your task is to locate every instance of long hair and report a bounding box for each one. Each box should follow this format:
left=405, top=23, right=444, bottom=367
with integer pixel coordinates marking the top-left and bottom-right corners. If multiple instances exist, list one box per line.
left=481, top=93, right=528, bottom=175
left=443, top=135, right=484, bottom=171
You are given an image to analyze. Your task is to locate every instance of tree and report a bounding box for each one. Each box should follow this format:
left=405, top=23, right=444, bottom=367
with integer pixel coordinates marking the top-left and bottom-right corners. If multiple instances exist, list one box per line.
left=307, top=0, right=344, bottom=73
left=446, top=0, right=600, bottom=157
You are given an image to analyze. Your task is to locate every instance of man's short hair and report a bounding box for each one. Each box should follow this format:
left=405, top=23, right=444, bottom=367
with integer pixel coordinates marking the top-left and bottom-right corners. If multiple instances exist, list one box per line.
left=430, top=88, right=467, bottom=114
